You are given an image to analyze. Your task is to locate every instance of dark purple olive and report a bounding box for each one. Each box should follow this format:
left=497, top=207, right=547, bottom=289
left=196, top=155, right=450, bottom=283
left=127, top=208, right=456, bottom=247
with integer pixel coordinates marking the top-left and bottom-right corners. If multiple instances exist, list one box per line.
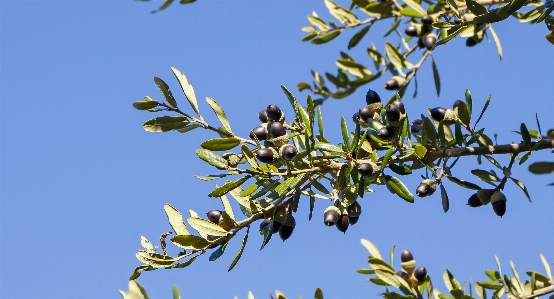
left=249, top=126, right=267, bottom=141
left=352, top=111, right=361, bottom=123
left=280, top=144, right=297, bottom=161
left=260, top=218, right=271, bottom=231
left=384, top=79, right=399, bottom=90
left=466, top=37, right=478, bottom=47
left=417, top=38, right=425, bottom=49
left=421, top=15, right=433, bottom=25
left=266, top=104, right=282, bottom=121
left=401, top=249, right=414, bottom=262
left=324, top=209, right=339, bottom=226
left=279, top=225, right=294, bottom=241
left=416, top=182, right=434, bottom=197
left=377, top=126, right=395, bottom=140
left=206, top=210, right=222, bottom=223
left=424, top=36, right=437, bottom=49
left=336, top=215, right=349, bottom=233
left=411, top=119, right=423, bottom=133
left=386, top=104, right=401, bottom=122
left=358, top=163, right=374, bottom=177
left=467, top=193, right=483, bottom=207
left=348, top=216, right=359, bottom=225
left=430, top=107, right=447, bottom=122
left=396, top=270, right=409, bottom=280
left=269, top=122, right=286, bottom=138
left=492, top=200, right=506, bottom=217
left=391, top=100, right=405, bottom=113
left=256, top=148, right=275, bottom=163
left=359, top=107, right=376, bottom=122
left=415, top=266, right=427, bottom=282
left=405, top=25, right=418, bottom=37
left=366, top=89, right=382, bottom=105
left=258, top=110, right=268, bottom=123
left=272, top=221, right=283, bottom=234
left=453, top=100, right=463, bottom=109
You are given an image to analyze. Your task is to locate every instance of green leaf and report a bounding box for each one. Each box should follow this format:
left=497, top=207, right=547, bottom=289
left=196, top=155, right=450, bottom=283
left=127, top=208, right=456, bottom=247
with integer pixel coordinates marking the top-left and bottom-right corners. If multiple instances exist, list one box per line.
left=314, top=142, right=344, bottom=154
left=446, top=176, right=481, bottom=190
left=384, top=19, right=401, bottom=37
left=143, top=116, right=189, bottom=132
left=368, top=257, right=396, bottom=273
left=281, top=85, right=300, bottom=120
left=206, top=97, right=233, bottom=135
left=176, top=124, right=201, bottom=133
left=423, top=116, right=437, bottom=142
left=465, top=0, right=488, bottom=15
left=311, top=30, right=341, bottom=44
left=488, top=25, right=502, bottom=61
left=348, top=25, right=371, bottom=49
left=209, top=177, right=249, bottom=197
left=338, top=164, right=350, bottom=190
left=164, top=204, right=191, bottom=236
left=510, top=178, right=531, bottom=202
left=431, top=26, right=465, bottom=49
left=380, top=147, right=395, bottom=171
left=430, top=56, right=440, bottom=96
left=520, top=123, right=532, bottom=146
left=154, top=77, right=178, bottom=108
left=308, top=15, right=330, bottom=31
left=341, top=116, right=351, bottom=151
left=298, top=104, right=312, bottom=135
left=200, top=137, right=241, bottom=151
left=361, top=239, right=383, bottom=259
left=228, top=228, right=249, bottom=271
left=474, top=95, right=491, bottom=127
left=385, top=175, right=414, bottom=203
left=133, top=101, right=159, bottom=110
left=415, top=145, right=427, bottom=158
left=404, top=0, right=427, bottom=16
left=336, top=60, right=371, bottom=78
left=171, top=67, right=200, bottom=116
left=529, top=162, right=554, bottom=174
left=187, top=217, right=229, bottom=237
left=399, top=7, right=424, bottom=18
left=195, top=149, right=228, bottom=170
left=260, top=215, right=273, bottom=250
left=445, top=269, right=461, bottom=290
left=173, top=286, right=180, bottom=299
left=314, top=287, right=324, bottom=299
left=385, top=43, right=413, bottom=72
left=302, top=32, right=318, bottom=41
left=440, top=184, right=449, bottom=213
left=357, top=268, right=376, bottom=274
left=241, top=145, right=259, bottom=169
left=457, top=102, right=470, bottom=126
left=465, top=89, right=473, bottom=117
left=455, top=121, right=463, bottom=146
left=170, top=235, right=210, bottom=250
left=471, top=169, right=501, bottom=182
left=388, top=164, right=412, bottom=175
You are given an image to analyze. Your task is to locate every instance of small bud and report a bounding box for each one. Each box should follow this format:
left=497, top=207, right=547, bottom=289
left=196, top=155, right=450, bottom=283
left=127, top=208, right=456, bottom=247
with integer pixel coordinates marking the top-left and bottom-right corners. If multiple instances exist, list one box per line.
left=490, top=190, right=507, bottom=217
left=279, top=144, right=297, bottom=161
left=416, top=179, right=436, bottom=197
left=358, top=162, right=376, bottom=177
left=269, top=122, right=286, bottom=138
left=249, top=126, right=267, bottom=141
left=335, top=214, right=350, bottom=233
left=255, top=147, right=278, bottom=163
left=401, top=249, right=414, bottom=262
left=279, top=215, right=296, bottom=241
left=467, top=193, right=483, bottom=207
left=421, top=15, right=433, bottom=25
left=414, top=266, right=427, bottom=282
left=206, top=210, right=222, bottom=223
left=266, top=104, right=282, bottom=121
left=324, top=206, right=341, bottom=226
left=377, top=126, right=395, bottom=141
left=405, top=25, right=418, bottom=37
left=258, top=110, right=268, bottom=123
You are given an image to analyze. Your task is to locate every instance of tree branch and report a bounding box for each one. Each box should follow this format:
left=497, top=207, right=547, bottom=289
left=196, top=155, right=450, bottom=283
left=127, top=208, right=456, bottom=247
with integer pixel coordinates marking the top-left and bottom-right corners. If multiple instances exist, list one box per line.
left=519, top=283, right=554, bottom=299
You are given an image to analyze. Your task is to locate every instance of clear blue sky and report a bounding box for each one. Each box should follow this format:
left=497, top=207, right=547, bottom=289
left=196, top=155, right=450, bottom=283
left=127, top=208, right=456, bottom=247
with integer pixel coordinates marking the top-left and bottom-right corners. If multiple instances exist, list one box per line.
left=1, top=1, right=552, bottom=298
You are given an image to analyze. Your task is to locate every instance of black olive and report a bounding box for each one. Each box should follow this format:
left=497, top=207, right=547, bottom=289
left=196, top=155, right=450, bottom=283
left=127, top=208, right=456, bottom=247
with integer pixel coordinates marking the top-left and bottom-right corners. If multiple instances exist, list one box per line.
left=415, top=266, right=427, bottom=282
left=359, top=107, right=376, bottom=122
left=453, top=100, right=463, bottom=109
left=266, top=104, right=282, bottom=121
left=280, top=144, right=297, bottom=161
left=384, top=79, right=399, bottom=90
left=366, top=89, right=382, bottom=105
left=335, top=215, right=349, bottom=233
left=377, top=126, right=395, bottom=140
left=466, top=37, right=478, bottom=47
left=422, top=15, right=433, bottom=25
left=492, top=200, right=506, bottom=217
left=255, top=148, right=275, bottom=163
left=401, top=249, right=413, bottom=262
left=430, top=107, right=447, bottom=122
left=206, top=210, right=222, bottom=223
left=348, top=216, right=359, bottom=225
left=358, top=163, right=374, bottom=177
left=258, top=110, right=268, bottom=123
left=405, top=25, right=418, bottom=37
left=416, top=182, right=434, bottom=197
left=269, top=122, right=286, bottom=138
left=249, top=126, right=267, bottom=141
left=324, top=209, right=339, bottom=226
left=279, top=225, right=294, bottom=241
left=424, top=36, right=437, bottom=49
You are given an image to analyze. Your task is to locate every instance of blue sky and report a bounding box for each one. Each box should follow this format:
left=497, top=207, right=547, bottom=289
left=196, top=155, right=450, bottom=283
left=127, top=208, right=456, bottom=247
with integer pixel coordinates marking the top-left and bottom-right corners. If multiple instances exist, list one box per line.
left=1, top=1, right=553, bottom=298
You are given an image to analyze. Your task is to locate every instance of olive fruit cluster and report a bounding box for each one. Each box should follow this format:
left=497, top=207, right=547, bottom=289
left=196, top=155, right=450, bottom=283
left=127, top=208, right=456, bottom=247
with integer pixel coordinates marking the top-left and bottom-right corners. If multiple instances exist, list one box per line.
left=259, top=213, right=296, bottom=241
left=323, top=201, right=362, bottom=233
left=404, top=15, right=436, bottom=50
left=353, top=89, right=383, bottom=128
left=396, top=249, right=428, bottom=287
left=467, top=189, right=507, bottom=217
left=249, top=104, right=298, bottom=164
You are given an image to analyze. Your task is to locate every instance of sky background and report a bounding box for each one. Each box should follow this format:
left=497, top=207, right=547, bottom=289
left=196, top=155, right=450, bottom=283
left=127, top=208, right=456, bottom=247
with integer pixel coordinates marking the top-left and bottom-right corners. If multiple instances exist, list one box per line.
left=1, top=1, right=553, bottom=298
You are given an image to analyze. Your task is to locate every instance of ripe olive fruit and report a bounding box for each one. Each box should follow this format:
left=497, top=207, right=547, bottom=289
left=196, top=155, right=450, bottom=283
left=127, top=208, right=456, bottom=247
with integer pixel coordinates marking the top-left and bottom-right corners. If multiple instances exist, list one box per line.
left=467, top=193, right=483, bottom=207
left=365, top=89, right=382, bottom=105
left=384, top=78, right=399, bottom=90
left=430, top=107, right=447, bottom=122
left=269, top=122, right=286, bottom=138
left=424, top=35, right=437, bottom=49
left=377, top=126, right=395, bottom=140
left=358, top=163, right=374, bottom=177
left=401, top=249, right=414, bottom=262
left=405, top=25, right=418, bottom=37
left=421, top=15, right=433, bottom=25
left=266, top=104, right=282, bottom=121
left=279, top=144, right=297, bottom=161
left=335, top=214, right=349, bottom=233
left=206, top=210, right=222, bottom=223
left=249, top=126, right=267, bottom=141
left=255, top=148, right=275, bottom=163
left=466, top=37, right=478, bottom=47
left=258, top=110, right=268, bottom=123
left=359, top=107, right=376, bottom=122
left=414, top=266, right=427, bottom=282
left=279, top=225, right=294, bottom=241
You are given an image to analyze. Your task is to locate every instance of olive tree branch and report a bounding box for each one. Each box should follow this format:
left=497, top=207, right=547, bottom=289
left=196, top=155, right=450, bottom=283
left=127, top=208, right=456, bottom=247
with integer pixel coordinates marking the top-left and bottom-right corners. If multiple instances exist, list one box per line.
left=518, top=283, right=554, bottom=299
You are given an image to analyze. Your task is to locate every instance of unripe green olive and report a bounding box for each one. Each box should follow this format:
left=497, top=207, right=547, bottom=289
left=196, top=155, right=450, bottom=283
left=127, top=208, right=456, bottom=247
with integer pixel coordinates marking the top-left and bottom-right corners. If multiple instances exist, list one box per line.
left=266, top=104, right=282, bottom=121
left=206, top=210, right=222, bottom=223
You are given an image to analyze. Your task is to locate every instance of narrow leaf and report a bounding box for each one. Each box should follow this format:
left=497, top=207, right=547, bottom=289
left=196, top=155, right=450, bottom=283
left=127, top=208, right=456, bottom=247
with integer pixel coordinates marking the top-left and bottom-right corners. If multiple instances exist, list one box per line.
left=474, top=95, right=491, bottom=127
left=201, top=137, right=241, bottom=151
left=510, top=178, right=531, bottom=202
left=195, top=149, right=228, bottom=170
left=440, top=184, right=449, bottom=213
left=187, top=217, right=229, bottom=236
left=164, top=204, right=190, bottom=235
left=171, top=67, right=200, bottom=115
left=206, top=97, right=233, bottom=135
left=430, top=56, right=441, bottom=96
left=154, top=77, right=178, bottom=108
left=228, top=228, right=249, bottom=271
left=348, top=25, right=371, bottom=49
left=361, top=239, right=383, bottom=259
left=209, top=177, right=250, bottom=197
left=385, top=175, right=414, bottom=203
